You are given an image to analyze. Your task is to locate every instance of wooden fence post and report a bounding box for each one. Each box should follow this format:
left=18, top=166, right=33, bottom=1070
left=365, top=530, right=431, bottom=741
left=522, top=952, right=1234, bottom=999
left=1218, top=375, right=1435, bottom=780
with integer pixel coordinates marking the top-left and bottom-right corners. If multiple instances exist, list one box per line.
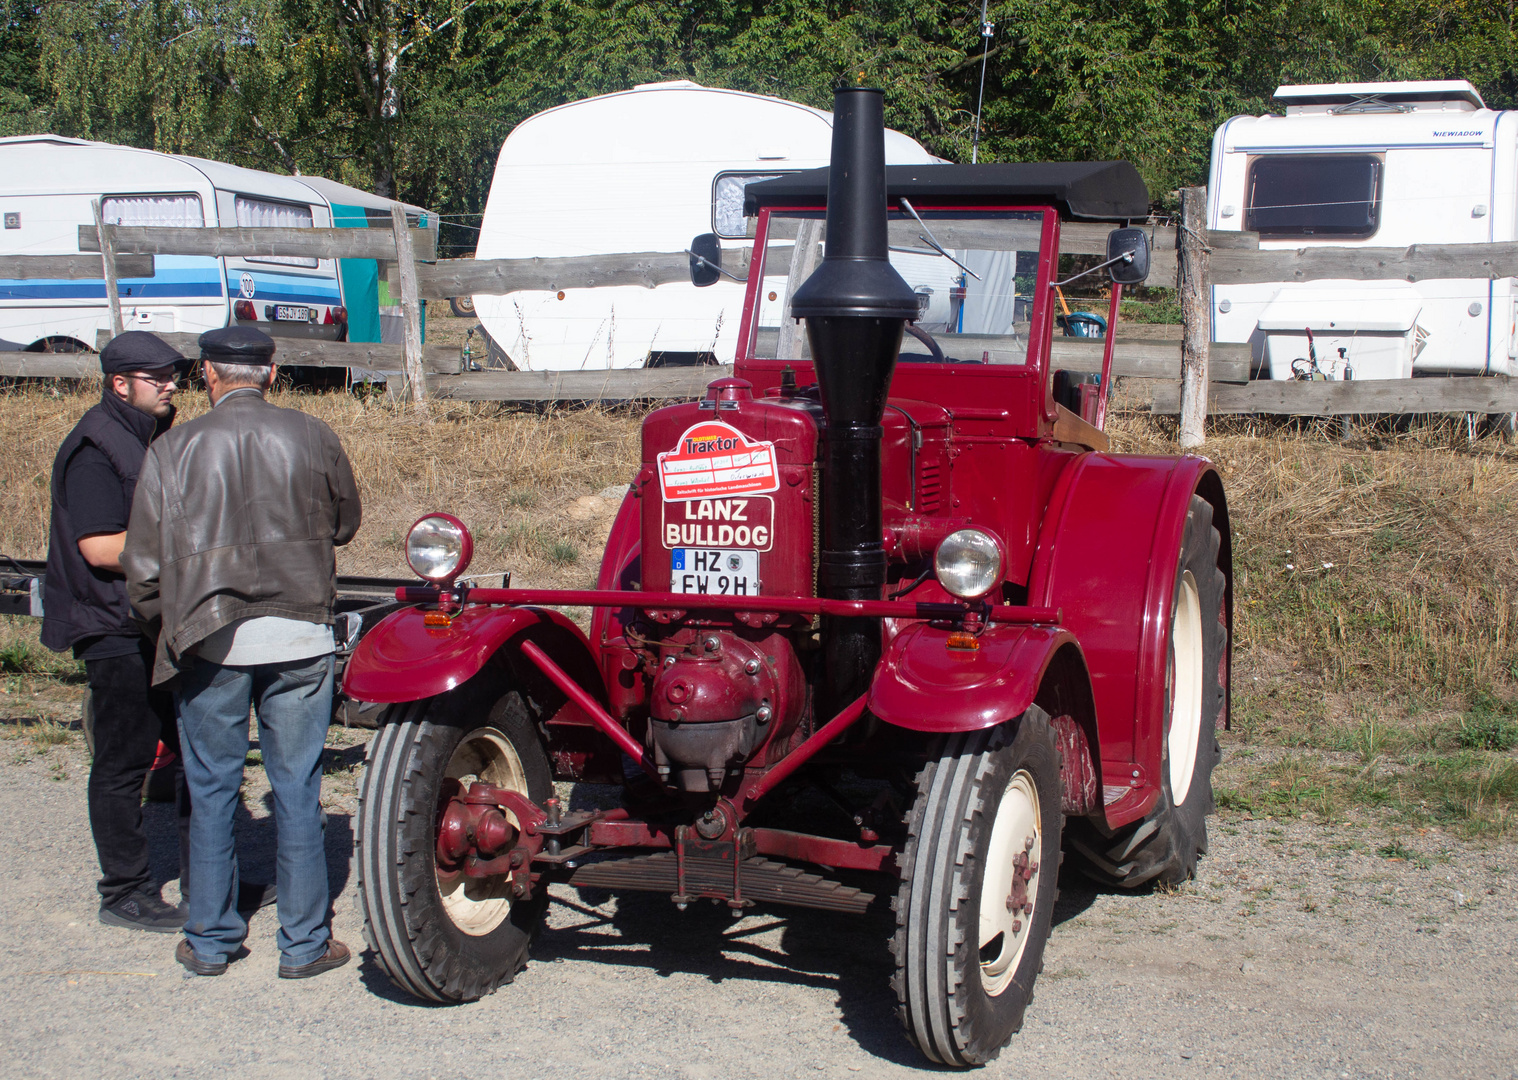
left=92, top=199, right=123, bottom=340
left=1178, top=186, right=1211, bottom=449
left=390, top=204, right=427, bottom=409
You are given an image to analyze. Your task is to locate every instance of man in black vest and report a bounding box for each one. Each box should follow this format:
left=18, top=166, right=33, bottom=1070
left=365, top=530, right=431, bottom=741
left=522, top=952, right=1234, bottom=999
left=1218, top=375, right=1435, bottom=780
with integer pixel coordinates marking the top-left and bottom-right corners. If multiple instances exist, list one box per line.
left=42, top=332, right=190, bottom=931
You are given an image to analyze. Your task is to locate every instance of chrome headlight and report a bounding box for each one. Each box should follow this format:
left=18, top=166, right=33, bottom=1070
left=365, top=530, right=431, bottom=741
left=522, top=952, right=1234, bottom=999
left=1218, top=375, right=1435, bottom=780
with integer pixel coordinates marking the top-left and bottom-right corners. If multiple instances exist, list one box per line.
left=934, top=528, right=1003, bottom=600
left=406, top=513, right=473, bottom=584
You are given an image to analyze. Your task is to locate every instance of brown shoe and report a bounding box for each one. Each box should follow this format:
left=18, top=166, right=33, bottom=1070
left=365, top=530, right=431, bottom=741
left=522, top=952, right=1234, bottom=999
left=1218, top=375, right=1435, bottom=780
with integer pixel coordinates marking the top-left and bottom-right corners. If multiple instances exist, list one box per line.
left=278, top=939, right=350, bottom=980
left=176, top=938, right=227, bottom=977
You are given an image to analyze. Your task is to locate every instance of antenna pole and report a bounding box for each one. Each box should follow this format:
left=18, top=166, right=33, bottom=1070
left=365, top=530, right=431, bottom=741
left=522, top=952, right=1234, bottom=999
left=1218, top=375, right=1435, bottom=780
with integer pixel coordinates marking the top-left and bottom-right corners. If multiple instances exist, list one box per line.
left=971, top=0, right=994, bottom=164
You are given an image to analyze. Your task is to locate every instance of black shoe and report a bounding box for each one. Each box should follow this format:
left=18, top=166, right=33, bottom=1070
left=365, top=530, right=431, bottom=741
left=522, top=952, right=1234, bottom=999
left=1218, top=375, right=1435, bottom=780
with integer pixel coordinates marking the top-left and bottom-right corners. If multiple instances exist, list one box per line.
left=99, top=892, right=185, bottom=934
left=278, top=939, right=351, bottom=980
left=177, top=880, right=277, bottom=915
left=238, top=880, right=277, bottom=912
left=176, top=938, right=227, bottom=976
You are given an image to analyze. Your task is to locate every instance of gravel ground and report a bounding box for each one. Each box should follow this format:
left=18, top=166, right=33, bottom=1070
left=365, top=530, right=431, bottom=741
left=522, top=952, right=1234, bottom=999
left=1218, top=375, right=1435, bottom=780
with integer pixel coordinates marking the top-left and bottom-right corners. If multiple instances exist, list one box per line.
left=0, top=734, right=1514, bottom=1080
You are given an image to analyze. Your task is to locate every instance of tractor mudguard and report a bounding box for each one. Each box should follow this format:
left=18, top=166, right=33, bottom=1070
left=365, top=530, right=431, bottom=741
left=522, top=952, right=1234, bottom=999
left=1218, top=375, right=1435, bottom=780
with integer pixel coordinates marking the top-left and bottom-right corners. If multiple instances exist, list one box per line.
left=343, top=603, right=601, bottom=705
left=869, top=622, right=1081, bottom=732
left=1027, top=452, right=1230, bottom=827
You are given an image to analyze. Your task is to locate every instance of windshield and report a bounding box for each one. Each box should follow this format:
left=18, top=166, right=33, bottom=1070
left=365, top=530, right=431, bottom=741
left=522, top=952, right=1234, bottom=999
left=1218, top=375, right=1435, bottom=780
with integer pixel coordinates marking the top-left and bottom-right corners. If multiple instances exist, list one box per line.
left=746, top=210, right=1047, bottom=365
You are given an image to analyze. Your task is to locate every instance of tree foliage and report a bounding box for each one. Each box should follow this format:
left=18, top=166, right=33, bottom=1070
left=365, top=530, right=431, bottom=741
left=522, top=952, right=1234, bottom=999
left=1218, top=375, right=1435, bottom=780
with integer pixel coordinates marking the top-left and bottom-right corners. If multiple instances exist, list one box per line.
left=2, top=0, right=1515, bottom=242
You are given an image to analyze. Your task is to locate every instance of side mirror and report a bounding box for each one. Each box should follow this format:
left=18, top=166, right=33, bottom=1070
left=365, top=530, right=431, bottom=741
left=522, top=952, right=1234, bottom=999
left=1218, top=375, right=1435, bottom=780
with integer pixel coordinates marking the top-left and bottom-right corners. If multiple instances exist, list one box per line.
left=689, top=233, right=721, bottom=288
left=1107, top=227, right=1150, bottom=285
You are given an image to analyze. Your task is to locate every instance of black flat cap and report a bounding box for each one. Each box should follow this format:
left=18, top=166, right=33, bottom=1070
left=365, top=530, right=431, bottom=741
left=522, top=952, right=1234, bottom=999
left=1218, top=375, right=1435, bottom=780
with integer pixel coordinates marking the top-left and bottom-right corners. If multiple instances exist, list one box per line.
left=99, top=331, right=186, bottom=375
left=199, top=326, right=277, bottom=363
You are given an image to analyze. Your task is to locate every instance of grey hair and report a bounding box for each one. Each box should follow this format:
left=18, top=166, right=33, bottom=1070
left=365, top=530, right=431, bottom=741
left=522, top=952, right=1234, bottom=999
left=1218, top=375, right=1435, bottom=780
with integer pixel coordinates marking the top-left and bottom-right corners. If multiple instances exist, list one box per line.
left=207, top=360, right=274, bottom=389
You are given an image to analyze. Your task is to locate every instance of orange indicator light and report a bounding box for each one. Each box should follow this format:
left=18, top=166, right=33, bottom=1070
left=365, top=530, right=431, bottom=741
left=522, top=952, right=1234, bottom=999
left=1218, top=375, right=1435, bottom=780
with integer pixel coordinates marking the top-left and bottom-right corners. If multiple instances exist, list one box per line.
left=945, top=631, right=980, bottom=651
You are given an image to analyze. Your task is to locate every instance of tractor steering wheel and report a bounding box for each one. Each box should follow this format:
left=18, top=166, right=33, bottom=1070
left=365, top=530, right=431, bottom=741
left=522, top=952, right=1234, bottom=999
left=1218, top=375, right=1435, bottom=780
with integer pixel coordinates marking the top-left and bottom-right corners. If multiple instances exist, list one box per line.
left=904, top=323, right=946, bottom=362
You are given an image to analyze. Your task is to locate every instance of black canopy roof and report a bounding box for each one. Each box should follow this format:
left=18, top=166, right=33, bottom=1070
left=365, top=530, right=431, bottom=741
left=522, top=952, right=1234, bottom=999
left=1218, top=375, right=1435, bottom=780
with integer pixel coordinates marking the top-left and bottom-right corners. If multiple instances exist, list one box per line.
left=744, top=161, right=1150, bottom=221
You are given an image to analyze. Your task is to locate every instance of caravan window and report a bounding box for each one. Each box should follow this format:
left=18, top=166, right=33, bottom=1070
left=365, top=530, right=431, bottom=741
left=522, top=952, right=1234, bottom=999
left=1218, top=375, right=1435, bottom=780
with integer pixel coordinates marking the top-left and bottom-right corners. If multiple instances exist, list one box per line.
left=235, top=195, right=319, bottom=268
left=101, top=193, right=203, bottom=228
left=1245, top=155, right=1381, bottom=238
left=711, top=173, right=789, bottom=238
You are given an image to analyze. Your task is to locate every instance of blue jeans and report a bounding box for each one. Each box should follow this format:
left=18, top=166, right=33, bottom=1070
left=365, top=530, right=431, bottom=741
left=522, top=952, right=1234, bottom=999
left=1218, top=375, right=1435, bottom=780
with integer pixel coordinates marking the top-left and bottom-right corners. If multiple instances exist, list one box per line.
left=175, top=653, right=334, bottom=967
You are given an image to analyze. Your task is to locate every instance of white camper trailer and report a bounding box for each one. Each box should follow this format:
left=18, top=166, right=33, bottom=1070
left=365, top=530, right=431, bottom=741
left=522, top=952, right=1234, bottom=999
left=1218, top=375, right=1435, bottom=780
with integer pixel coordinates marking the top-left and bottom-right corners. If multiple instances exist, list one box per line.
left=1208, top=80, right=1518, bottom=379
left=0, top=136, right=347, bottom=351
left=472, top=81, right=943, bottom=371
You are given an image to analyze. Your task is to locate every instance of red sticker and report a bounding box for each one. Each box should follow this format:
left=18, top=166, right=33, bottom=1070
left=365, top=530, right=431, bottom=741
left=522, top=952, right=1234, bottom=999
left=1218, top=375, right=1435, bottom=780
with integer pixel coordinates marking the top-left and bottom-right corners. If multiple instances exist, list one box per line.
left=657, top=421, right=779, bottom=502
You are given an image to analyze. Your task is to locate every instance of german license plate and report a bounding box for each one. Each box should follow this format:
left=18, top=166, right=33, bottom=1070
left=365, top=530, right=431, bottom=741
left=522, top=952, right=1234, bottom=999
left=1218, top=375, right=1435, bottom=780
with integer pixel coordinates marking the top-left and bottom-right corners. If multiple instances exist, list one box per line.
left=670, top=548, right=759, bottom=596
left=273, top=305, right=314, bottom=322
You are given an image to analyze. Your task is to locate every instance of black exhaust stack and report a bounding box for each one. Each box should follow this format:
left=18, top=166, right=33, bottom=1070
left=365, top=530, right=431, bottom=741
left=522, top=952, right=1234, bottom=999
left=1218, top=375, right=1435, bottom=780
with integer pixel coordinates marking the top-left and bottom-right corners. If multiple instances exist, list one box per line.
left=789, top=87, right=918, bottom=714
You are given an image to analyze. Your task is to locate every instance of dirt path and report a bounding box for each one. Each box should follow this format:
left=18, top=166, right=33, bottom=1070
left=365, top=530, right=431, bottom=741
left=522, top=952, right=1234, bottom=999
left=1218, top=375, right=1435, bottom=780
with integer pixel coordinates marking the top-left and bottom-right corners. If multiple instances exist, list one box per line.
left=0, top=737, right=1513, bottom=1080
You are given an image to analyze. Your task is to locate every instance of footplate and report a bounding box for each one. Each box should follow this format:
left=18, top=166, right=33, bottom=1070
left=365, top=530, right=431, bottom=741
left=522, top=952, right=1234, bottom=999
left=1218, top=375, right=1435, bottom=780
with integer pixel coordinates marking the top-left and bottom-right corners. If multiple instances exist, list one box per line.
left=568, top=853, right=875, bottom=915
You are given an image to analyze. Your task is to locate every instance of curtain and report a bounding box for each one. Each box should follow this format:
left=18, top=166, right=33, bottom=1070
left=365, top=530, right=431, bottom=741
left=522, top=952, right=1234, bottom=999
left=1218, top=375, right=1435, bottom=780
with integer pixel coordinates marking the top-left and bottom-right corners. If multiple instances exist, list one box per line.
left=101, top=194, right=203, bottom=227
left=235, top=196, right=318, bottom=267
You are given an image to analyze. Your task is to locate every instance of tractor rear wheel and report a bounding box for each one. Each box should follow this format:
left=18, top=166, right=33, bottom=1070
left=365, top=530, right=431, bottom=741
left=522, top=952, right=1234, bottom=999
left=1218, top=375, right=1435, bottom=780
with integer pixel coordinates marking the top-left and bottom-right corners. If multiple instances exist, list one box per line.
left=892, top=707, right=1063, bottom=1066
left=1067, top=494, right=1227, bottom=888
left=356, top=675, right=552, bottom=1002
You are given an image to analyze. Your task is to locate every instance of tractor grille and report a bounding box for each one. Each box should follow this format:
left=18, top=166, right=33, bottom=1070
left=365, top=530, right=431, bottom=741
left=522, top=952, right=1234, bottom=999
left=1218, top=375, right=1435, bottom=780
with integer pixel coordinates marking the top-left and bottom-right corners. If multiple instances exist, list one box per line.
left=917, top=461, right=943, bottom=514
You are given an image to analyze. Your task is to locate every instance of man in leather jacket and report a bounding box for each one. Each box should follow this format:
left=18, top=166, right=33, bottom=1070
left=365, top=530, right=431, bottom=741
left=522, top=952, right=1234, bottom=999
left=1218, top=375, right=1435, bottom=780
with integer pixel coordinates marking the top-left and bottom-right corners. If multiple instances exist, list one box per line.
left=124, top=326, right=361, bottom=979
left=42, top=332, right=190, bottom=933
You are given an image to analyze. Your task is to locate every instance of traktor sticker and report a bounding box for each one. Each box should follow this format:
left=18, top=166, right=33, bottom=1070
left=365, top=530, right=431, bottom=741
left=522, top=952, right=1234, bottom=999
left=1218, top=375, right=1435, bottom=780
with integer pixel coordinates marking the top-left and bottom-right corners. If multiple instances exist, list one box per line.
left=657, top=421, right=779, bottom=502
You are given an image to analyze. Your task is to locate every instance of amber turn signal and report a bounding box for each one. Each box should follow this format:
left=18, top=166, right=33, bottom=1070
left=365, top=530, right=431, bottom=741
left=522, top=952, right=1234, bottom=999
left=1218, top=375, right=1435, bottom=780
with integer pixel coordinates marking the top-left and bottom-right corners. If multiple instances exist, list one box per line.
left=423, top=611, right=453, bottom=628
left=945, top=631, right=980, bottom=651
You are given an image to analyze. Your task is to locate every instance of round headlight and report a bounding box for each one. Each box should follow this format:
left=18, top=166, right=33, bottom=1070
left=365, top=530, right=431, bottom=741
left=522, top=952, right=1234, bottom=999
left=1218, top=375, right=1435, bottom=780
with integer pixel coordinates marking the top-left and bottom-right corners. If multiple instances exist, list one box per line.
left=934, top=528, right=1003, bottom=600
left=406, top=513, right=473, bottom=584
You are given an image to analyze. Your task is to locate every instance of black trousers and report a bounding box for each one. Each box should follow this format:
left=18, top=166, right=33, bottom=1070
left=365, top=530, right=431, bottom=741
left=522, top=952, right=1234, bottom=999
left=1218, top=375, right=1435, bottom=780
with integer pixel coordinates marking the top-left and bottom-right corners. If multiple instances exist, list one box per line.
left=85, top=638, right=190, bottom=906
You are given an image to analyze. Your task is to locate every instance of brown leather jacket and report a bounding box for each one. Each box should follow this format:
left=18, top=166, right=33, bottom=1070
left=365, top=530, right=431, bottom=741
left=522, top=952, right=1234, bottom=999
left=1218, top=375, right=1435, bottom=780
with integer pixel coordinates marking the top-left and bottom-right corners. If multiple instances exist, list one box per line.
left=124, top=387, right=361, bottom=684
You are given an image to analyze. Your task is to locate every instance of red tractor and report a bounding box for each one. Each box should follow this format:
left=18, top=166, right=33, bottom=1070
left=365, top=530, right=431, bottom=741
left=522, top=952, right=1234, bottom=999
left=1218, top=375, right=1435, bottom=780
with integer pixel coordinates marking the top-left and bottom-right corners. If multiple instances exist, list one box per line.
left=344, top=88, right=1230, bottom=1067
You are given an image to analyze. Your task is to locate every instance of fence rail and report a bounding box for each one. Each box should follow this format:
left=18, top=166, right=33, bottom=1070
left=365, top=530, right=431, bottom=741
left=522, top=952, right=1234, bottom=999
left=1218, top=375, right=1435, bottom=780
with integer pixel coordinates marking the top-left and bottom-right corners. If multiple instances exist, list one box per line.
left=0, top=254, right=155, bottom=279
left=79, top=224, right=437, bottom=262
left=1, top=212, right=1512, bottom=423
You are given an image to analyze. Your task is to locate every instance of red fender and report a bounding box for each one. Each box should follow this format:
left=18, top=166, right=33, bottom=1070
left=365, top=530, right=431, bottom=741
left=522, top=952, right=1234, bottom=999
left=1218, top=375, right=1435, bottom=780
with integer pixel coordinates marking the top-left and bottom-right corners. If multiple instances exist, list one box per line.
left=868, top=622, right=1082, bottom=732
left=1027, top=451, right=1229, bottom=827
left=343, top=603, right=601, bottom=705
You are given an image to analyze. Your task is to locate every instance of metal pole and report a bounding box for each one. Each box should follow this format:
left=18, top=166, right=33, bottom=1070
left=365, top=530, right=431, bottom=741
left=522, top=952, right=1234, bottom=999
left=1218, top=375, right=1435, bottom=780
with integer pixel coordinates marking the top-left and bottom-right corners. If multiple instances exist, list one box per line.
left=1178, top=187, right=1211, bottom=449
left=971, top=1, right=994, bottom=164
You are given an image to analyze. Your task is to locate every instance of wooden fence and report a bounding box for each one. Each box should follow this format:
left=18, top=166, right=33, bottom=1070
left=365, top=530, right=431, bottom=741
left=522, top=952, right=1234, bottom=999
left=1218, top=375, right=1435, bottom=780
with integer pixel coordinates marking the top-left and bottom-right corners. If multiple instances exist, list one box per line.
left=3, top=206, right=1517, bottom=430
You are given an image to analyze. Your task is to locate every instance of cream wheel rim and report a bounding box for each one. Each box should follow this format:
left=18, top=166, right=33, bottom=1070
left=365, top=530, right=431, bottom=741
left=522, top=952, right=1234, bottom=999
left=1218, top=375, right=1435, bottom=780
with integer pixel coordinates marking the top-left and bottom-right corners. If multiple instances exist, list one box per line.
left=437, top=727, right=528, bottom=936
left=1168, top=571, right=1204, bottom=806
left=978, top=770, right=1042, bottom=996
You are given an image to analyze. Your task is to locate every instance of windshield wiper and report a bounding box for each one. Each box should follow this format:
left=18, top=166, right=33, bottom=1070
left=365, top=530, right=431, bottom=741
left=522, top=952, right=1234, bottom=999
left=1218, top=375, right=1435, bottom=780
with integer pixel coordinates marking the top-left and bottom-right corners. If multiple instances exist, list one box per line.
left=899, top=198, right=982, bottom=281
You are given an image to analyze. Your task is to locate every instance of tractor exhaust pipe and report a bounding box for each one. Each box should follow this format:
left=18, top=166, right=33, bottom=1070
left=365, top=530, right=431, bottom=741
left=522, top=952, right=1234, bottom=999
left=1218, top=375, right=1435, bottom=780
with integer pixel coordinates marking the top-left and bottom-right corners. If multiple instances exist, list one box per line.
left=789, top=87, right=918, bottom=714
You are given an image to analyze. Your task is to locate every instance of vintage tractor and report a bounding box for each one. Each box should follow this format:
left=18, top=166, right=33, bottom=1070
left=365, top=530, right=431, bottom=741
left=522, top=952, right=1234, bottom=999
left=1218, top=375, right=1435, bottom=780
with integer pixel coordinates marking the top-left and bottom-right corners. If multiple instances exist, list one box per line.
left=343, top=88, right=1230, bottom=1067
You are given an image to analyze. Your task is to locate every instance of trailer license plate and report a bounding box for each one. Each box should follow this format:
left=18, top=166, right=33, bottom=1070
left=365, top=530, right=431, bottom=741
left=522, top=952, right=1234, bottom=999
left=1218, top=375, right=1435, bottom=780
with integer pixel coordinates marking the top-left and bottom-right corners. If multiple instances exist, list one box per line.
left=274, top=305, right=314, bottom=322
left=671, top=548, right=759, bottom=596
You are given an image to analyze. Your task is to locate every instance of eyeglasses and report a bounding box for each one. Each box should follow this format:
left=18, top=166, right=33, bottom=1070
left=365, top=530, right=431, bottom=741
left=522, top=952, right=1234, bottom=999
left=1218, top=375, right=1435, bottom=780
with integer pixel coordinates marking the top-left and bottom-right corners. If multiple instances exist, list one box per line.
left=125, top=371, right=178, bottom=387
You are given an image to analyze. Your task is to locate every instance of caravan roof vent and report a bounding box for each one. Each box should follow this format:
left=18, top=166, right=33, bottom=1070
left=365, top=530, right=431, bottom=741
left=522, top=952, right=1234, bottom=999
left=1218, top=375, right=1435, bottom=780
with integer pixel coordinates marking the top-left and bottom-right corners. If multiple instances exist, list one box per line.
left=1273, top=80, right=1484, bottom=115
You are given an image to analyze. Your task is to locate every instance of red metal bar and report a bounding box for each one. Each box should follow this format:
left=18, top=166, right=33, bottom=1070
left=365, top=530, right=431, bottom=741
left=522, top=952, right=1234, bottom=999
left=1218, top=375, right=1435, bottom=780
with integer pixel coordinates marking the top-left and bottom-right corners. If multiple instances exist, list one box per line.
left=399, top=585, right=1059, bottom=626
left=740, top=692, right=870, bottom=809
left=517, top=640, right=662, bottom=783
left=1097, top=282, right=1122, bottom=430
left=749, top=828, right=897, bottom=873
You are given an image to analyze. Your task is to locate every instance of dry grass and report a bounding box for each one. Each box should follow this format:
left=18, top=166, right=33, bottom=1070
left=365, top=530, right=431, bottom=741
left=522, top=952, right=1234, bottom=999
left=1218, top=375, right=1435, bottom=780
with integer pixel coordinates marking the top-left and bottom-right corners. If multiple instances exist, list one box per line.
left=2, top=381, right=1515, bottom=831
left=0, top=379, right=643, bottom=590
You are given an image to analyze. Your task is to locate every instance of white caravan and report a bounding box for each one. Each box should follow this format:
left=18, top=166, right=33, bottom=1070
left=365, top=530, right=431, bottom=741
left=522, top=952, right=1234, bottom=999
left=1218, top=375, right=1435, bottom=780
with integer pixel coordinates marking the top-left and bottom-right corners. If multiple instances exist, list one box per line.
left=1208, top=80, right=1518, bottom=379
left=0, top=136, right=346, bottom=351
left=472, top=81, right=943, bottom=371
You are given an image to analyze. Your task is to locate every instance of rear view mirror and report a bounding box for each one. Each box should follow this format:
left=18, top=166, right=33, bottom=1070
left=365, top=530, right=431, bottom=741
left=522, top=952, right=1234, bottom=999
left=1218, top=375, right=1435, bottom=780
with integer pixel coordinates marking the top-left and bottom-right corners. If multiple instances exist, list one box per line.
left=689, top=233, right=721, bottom=288
left=1107, top=227, right=1150, bottom=285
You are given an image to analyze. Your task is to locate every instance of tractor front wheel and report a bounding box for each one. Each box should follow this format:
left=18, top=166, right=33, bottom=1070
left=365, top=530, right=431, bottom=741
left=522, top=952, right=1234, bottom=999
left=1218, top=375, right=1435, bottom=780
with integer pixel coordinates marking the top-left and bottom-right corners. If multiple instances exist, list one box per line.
left=357, top=676, right=553, bottom=1002
left=892, top=707, right=1063, bottom=1066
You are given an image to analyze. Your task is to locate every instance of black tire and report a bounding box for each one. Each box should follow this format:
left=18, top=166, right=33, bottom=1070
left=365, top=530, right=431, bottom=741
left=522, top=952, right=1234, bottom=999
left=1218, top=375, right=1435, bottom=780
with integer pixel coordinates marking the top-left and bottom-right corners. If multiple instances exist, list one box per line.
left=892, top=707, right=1064, bottom=1066
left=1067, top=494, right=1227, bottom=888
left=356, top=672, right=553, bottom=1002
left=449, top=295, right=476, bottom=318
